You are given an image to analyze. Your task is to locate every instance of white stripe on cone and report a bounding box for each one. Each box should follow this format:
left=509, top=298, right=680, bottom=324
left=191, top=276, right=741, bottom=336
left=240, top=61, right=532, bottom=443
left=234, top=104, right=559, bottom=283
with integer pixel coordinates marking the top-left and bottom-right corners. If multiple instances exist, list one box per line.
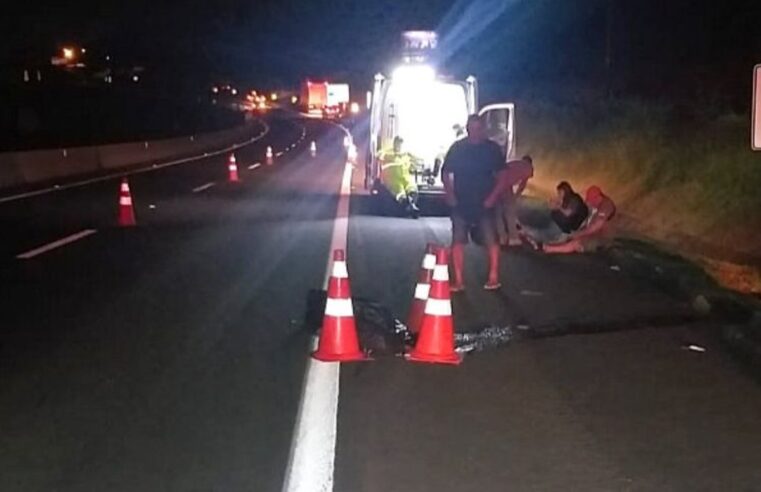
left=120, top=197, right=132, bottom=206
left=120, top=183, right=130, bottom=193
left=432, top=264, right=449, bottom=281
left=325, top=297, right=353, bottom=317
left=425, top=298, right=452, bottom=316
left=414, top=283, right=431, bottom=300
left=332, top=261, right=348, bottom=279
left=423, top=254, right=436, bottom=270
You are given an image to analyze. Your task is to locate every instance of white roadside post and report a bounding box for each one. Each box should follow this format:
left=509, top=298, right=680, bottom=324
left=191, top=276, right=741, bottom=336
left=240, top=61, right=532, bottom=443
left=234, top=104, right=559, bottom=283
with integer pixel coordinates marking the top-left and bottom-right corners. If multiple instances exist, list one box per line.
left=753, top=65, right=761, bottom=151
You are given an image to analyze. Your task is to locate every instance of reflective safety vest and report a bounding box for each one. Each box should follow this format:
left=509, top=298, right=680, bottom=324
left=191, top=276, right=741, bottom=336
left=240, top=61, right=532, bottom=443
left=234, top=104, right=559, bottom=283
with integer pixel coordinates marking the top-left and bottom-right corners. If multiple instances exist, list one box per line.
left=379, top=150, right=417, bottom=200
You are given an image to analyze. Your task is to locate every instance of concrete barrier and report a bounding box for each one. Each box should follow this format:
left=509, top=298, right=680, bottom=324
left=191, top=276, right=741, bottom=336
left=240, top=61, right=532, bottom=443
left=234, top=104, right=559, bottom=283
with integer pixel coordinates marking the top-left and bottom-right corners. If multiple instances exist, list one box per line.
left=0, top=122, right=262, bottom=191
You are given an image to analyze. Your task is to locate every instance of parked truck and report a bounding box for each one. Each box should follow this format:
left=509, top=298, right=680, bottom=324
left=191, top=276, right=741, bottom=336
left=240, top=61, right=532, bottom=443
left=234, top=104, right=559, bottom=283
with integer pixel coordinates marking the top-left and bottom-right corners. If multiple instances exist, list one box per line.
left=324, top=83, right=350, bottom=119
left=300, top=80, right=351, bottom=119
left=300, top=80, right=328, bottom=117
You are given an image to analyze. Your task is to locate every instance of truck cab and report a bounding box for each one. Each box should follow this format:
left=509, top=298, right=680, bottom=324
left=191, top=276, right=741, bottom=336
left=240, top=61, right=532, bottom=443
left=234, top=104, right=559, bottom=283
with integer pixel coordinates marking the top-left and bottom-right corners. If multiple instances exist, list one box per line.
left=367, top=61, right=516, bottom=200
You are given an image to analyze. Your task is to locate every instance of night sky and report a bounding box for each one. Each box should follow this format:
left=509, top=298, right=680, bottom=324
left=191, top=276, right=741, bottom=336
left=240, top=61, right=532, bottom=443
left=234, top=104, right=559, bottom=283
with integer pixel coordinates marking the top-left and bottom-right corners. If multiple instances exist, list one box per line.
left=3, top=0, right=761, bottom=102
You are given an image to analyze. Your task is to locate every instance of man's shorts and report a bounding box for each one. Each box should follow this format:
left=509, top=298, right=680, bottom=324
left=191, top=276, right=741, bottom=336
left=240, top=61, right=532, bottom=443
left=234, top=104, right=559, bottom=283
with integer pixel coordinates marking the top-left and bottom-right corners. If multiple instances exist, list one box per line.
left=451, top=210, right=498, bottom=246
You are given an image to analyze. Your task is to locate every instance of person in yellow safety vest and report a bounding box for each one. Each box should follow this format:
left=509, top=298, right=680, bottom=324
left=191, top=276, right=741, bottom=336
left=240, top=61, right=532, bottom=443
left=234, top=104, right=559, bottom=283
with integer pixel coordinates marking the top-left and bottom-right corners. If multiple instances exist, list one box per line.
left=379, top=136, right=421, bottom=217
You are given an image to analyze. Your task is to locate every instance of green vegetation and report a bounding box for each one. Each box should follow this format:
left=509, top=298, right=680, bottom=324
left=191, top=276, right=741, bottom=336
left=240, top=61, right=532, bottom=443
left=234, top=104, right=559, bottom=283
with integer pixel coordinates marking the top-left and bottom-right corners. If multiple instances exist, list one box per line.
left=520, top=98, right=761, bottom=254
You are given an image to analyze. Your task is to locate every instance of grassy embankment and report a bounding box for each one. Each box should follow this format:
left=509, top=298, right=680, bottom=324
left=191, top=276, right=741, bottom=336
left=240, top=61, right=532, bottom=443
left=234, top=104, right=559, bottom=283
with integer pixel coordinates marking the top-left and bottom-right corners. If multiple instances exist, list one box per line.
left=519, top=99, right=761, bottom=294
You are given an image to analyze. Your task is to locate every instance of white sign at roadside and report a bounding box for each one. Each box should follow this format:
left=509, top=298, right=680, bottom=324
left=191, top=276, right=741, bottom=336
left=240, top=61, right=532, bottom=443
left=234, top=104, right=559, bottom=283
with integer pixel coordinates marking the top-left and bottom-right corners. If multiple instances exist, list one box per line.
left=753, top=65, right=761, bottom=150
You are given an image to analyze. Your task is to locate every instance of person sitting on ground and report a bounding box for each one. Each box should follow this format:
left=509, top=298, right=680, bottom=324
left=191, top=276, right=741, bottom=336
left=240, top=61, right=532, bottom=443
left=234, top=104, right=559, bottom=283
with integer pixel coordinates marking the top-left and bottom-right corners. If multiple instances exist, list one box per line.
left=543, top=185, right=616, bottom=254
left=550, top=181, right=589, bottom=234
left=518, top=181, right=588, bottom=249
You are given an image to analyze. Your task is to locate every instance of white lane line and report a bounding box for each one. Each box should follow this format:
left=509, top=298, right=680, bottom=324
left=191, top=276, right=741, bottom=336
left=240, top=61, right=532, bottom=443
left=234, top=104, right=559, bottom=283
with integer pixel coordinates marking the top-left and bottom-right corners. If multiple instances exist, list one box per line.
left=282, top=159, right=353, bottom=492
left=520, top=290, right=544, bottom=297
left=248, top=162, right=262, bottom=170
left=16, top=229, right=98, bottom=260
left=192, top=182, right=216, bottom=193
left=276, top=151, right=284, bottom=157
left=0, top=121, right=270, bottom=205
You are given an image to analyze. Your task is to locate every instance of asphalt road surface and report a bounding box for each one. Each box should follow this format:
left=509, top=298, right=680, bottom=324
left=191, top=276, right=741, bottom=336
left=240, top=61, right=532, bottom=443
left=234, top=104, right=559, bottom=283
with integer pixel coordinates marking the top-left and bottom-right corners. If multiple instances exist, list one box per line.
left=1, top=114, right=760, bottom=492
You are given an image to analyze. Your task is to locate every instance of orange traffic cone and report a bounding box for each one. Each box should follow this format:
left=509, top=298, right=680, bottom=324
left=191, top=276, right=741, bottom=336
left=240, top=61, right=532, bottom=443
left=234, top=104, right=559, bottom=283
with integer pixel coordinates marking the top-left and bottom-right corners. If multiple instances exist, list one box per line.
left=118, top=178, right=136, bottom=227
left=227, top=153, right=240, bottom=182
left=309, top=141, right=317, bottom=157
left=407, top=244, right=437, bottom=334
left=406, top=247, right=461, bottom=365
left=266, top=146, right=274, bottom=165
left=312, top=250, right=367, bottom=362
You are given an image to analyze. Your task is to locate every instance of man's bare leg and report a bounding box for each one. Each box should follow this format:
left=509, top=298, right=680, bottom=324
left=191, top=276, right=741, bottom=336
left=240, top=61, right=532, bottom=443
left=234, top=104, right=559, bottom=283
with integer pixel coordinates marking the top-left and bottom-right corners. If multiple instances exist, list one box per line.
left=543, top=239, right=584, bottom=254
left=451, top=243, right=465, bottom=291
left=505, top=193, right=521, bottom=245
left=485, top=243, right=501, bottom=289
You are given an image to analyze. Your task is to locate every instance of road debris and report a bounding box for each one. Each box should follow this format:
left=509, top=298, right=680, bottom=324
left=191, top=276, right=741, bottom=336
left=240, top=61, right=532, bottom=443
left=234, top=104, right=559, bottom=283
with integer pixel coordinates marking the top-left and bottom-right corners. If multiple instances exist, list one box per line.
left=305, top=290, right=513, bottom=357
left=683, top=344, right=707, bottom=353
left=692, top=295, right=712, bottom=316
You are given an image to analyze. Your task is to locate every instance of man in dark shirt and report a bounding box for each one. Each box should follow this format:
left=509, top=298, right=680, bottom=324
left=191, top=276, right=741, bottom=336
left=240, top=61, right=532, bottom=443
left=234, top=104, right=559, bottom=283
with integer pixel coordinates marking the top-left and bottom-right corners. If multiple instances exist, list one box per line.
left=442, top=114, right=507, bottom=291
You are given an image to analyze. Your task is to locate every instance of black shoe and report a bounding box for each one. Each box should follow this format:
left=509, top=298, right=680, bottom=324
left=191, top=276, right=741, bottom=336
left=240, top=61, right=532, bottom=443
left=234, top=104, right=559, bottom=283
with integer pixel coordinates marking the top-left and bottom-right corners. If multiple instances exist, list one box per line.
left=407, top=196, right=420, bottom=218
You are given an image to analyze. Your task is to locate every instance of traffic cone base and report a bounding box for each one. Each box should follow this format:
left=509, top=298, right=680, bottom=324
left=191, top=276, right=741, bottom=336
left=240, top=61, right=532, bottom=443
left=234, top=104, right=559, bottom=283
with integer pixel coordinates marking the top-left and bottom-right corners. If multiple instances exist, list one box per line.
left=406, top=351, right=461, bottom=365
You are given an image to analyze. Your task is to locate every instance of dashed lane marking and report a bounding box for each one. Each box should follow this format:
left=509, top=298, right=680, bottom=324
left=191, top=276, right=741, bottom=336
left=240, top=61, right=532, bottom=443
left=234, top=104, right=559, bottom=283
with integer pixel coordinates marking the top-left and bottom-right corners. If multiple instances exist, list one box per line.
left=16, top=229, right=98, bottom=260
left=192, top=182, right=216, bottom=193
left=248, top=162, right=262, bottom=170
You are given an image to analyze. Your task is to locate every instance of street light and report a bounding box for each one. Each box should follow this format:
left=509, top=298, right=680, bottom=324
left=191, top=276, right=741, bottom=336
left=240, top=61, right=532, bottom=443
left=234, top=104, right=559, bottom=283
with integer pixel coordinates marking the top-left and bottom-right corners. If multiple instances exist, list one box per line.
left=62, top=47, right=75, bottom=60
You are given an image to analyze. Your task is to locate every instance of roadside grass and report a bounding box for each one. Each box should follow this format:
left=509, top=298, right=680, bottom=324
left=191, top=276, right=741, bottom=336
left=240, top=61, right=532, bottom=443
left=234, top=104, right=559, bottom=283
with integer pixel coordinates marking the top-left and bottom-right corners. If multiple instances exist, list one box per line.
left=518, top=98, right=761, bottom=292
